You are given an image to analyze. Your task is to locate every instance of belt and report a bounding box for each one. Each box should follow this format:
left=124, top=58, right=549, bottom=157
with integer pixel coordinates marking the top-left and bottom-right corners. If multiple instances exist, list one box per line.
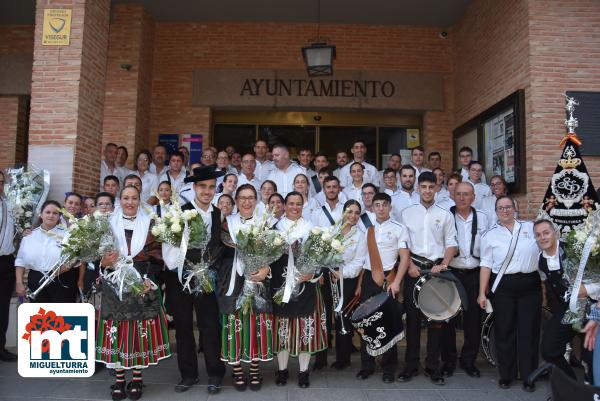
left=411, top=253, right=442, bottom=270
left=448, top=266, right=480, bottom=274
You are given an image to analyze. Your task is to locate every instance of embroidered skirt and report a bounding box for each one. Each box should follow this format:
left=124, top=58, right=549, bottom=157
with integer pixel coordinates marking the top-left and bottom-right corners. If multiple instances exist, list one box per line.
left=273, top=289, right=328, bottom=356
left=95, top=308, right=171, bottom=369
left=220, top=311, right=274, bottom=364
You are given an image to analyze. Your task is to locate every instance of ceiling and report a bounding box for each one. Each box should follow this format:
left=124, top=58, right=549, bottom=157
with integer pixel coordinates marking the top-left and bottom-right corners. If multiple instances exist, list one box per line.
left=1, top=0, right=471, bottom=27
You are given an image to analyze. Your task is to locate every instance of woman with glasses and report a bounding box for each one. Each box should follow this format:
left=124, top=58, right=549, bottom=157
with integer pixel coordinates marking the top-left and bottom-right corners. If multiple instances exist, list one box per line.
left=480, top=175, right=519, bottom=224
left=134, top=150, right=159, bottom=205
left=477, top=196, right=541, bottom=392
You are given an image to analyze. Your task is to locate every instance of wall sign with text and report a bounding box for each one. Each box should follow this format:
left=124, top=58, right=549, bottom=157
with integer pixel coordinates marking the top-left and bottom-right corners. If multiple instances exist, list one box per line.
left=42, top=9, right=72, bottom=46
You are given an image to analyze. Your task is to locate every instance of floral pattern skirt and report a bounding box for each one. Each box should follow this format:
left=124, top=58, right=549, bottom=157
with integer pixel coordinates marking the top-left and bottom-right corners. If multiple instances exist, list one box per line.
left=273, top=289, right=328, bottom=356
left=95, top=308, right=171, bottom=369
left=221, top=311, right=274, bottom=364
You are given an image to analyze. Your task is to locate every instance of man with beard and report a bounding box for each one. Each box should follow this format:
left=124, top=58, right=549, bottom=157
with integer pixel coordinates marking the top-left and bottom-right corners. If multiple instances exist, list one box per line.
left=391, top=165, right=420, bottom=222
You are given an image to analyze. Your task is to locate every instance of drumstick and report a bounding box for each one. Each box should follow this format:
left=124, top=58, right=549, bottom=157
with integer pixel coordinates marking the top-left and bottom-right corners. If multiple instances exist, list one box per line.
left=428, top=281, right=452, bottom=310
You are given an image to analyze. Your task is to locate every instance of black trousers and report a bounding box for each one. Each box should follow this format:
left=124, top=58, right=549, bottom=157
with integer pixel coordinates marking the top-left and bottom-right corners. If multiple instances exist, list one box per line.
left=491, top=272, right=541, bottom=381
left=441, top=267, right=482, bottom=367
left=315, top=271, right=334, bottom=365
left=541, top=303, right=591, bottom=380
left=334, top=276, right=358, bottom=364
left=403, top=275, right=444, bottom=371
left=0, top=255, right=15, bottom=349
left=360, top=271, right=398, bottom=374
left=28, top=268, right=79, bottom=303
left=165, top=270, right=225, bottom=381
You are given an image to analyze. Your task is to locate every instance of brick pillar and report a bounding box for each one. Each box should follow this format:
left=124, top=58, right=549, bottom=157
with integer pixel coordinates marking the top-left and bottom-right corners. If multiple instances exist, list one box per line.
left=102, top=4, right=155, bottom=169
left=423, top=74, right=455, bottom=173
left=0, top=96, right=29, bottom=170
left=28, top=0, right=110, bottom=199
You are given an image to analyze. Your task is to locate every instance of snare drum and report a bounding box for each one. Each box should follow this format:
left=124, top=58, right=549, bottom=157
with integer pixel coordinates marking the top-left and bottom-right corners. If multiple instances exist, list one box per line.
left=413, top=274, right=463, bottom=322
left=351, top=292, right=404, bottom=356
left=480, top=312, right=497, bottom=366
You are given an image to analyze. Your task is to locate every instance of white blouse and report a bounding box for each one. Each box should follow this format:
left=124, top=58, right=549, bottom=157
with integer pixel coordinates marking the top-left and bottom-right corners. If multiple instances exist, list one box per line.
left=15, top=226, right=64, bottom=273
left=340, top=228, right=366, bottom=279
left=480, top=220, right=539, bottom=274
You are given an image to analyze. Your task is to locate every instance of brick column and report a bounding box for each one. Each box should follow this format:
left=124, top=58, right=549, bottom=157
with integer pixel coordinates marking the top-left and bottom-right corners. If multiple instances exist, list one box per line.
left=28, top=0, right=110, bottom=199
left=0, top=96, right=29, bottom=170
left=102, top=4, right=155, bottom=168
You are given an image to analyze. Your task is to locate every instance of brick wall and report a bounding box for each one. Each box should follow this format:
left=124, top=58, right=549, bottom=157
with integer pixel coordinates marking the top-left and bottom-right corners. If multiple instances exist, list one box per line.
left=102, top=4, right=155, bottom=168
left=0, top=25, right=34, bottom=95
left=0, top=96, right=28, bottom=169
left=149, top=21, right=456, bottom=169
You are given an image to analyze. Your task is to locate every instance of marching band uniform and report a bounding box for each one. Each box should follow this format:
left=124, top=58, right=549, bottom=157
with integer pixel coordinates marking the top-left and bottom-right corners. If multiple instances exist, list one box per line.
left=164, top=168, right=226, bottom=394
left=266, top=162, right=306, bottom=197
left=480, top=220, right=541, bottom=386
left=0, top=196, right=16, bottom=360
left=441, top=207, right=489, bottom=375
left=391, top=190, right=420, bottom=222
left=358, top=217, right=409, bottom=381
left=400, top=203, right=457, bottom=382
left=339, top=161, right=379, bottom=189
left=271, top=216, right=327, bottom=387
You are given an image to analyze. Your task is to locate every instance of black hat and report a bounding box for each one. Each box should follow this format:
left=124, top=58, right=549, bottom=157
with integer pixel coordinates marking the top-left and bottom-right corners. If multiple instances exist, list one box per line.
left=184, top=165, right=226, bottom=183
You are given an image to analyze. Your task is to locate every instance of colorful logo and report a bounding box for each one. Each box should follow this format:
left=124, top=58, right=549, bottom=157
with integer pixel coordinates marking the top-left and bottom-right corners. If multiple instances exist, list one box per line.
left=18, top=303, right=95, bottom=377
left=49, top=18, right=66, bottom=33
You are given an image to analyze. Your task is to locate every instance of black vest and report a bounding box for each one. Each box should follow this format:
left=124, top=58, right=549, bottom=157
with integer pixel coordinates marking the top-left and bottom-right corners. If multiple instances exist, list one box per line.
left=538, top=244, right=569, bottom=307
left=181, top=202, right=223, bottom=265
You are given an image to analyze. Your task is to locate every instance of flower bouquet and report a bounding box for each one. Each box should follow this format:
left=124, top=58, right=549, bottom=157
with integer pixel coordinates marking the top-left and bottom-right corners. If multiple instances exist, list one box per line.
left=4, top=165, right=50, bottom=240
left=29, top=210, right=119, bottom=300
left=273, top=217, right=351, bottom=305
left=101, top=256, right=147, bottom=300
left=152, top=195, right=212, bottom=295
left=562, top=209, right=600, bottom=330
left=233, top=212, right=286, bottom=313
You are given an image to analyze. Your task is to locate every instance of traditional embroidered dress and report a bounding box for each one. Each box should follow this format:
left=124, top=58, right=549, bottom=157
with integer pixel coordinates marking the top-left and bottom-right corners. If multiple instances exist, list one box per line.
left=271, top=216, right=328, bottom=356
left=95, top=209, right=171, bottom=369
left=218, top=213, right=274, bottom=364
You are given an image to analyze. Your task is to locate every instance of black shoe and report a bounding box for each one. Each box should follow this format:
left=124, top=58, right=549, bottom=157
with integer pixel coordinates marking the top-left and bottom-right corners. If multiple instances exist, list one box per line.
left=126, top=381, right=143, bottom=400
left=298, top=370, right=310, bottom=388
left=249, top=368, right=263, bottom=391
left=397, top=369, right=418, bottom=382
left=424, top=368, right=445, bottom=385
left=498, top=379, right=511, bottom=389
left=207, top=376, right=222, bottom=395
left=312, top=360, right=327, bottom=371
left=522, top=382, right=535, bottom=392
left=94, top=362, right=105, bottom=374
left=460, top=364, right=481, bottom=378
left=0, top=349, right=17, bottom=362
left=355, top=369, right=374, bottom=380
left=174, top=377, right=199, bottom=393
left=441, top=363, right=455, bottom=377
left=331, top=360, right=351, bottom=370
left=110, top=382, right=127, bottom=401
left=275, top=369, right=289, bottom=386
left=382, top=372, right=395, bottom=383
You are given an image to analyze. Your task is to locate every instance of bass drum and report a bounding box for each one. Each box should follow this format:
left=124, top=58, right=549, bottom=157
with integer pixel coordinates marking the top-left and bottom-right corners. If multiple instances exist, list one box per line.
left=480, top=307, right=552, bottom=366
left=413, top=275, right=462, bottom=322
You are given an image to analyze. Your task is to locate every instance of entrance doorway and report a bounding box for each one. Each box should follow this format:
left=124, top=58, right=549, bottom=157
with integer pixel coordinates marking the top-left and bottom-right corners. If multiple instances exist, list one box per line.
left=212, top=111, right=421, bottom=169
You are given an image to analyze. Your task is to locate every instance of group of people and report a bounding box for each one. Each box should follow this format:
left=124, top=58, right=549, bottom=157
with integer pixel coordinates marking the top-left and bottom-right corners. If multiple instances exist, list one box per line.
left=0, top=138, right=598, bottom=400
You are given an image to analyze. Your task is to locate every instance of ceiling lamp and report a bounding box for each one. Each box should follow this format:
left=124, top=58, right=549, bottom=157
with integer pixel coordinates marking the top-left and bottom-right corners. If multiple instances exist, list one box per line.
left=302, top=0, right=336, bottom=76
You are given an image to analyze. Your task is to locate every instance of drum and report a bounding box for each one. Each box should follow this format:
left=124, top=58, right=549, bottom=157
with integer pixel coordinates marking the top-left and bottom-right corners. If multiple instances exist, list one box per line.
left=351, top=292, right=404, bottom=356
left=480, top=312, right=497, bottom=366
left=413, top=274, right=463, bottom=322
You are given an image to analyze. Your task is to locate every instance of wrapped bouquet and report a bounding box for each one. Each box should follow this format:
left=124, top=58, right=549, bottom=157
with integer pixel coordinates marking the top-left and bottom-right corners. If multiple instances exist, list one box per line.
left=562, top=209, right=600, bottom=330
left=230, top=212, right=286, bottom=313
left=274, top=217, right=351, bottom=305
left=152, top=195, right=212, bottom=295
left=4, top=165, right=50, bottom=239
left=101, top=257, right=147, bottom=300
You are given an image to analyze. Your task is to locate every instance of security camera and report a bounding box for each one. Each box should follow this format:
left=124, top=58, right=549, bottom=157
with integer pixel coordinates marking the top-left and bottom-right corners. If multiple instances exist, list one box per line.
left=120, top=63, right=132, bottom=71
left=314, top=115, right=322, bottom=122
left=439, top=31, right=448, bottom=39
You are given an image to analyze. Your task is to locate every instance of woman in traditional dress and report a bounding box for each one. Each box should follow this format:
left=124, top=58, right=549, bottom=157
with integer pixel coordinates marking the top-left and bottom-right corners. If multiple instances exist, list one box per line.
left=96, top=186, right=171, bottom=400
left=330, top=200, right=366, bottom=370
left=218, top=184, right=272, bottom=391
left=153, top=181, right=172, bottom=218
left=15, top=200, right=77, bottom=302
left=271, top=191, right=327, bottom=388
left=292, top=174, right=319, bottom=219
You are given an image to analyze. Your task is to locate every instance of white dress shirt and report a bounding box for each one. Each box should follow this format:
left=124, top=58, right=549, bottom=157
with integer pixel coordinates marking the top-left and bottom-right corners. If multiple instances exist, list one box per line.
left=159, top=170, right=187, bottom=195
left=468, top=180, right=492, bottom=208
left=100, top=160, right=125, bottom=191
left=450, top=209, right=490, bottom=269
left=340, top=228, right=367, bottom=278
left=436, top=197, right=455, bottom=211
left=314, top=191, right=348, bottom=207
left=411, top=164, right=432, bottom=177
left=434, top=188, right=450, bottom=202
left=480, top=220, right=539, bottom=274
left=401, top=203, right=458, bottom=261
left=237, top=173, right=262, bottom=193
left=135, top=170, right=159, bottom=203
left=364, top=218, right=409, bottom=271
left=0, top=199, right=15, bottom=255
left=266, top=162, right=306, bottom=197
left=391, top=190, right=420, bottom=222
left=15, top=227, right=64, bottom=273
left=358, top=210, right=376, bottom=232
left=149, top=162, right=169, bottom=177
left=342, top=183, right=364, bottom=206
left=339, top=160, right=379, bottom=188
left=255, top=159, right=275, bottom=181
left=311, top=199, right=344, bottom=227
left=178, top=182, right=195, bottom=205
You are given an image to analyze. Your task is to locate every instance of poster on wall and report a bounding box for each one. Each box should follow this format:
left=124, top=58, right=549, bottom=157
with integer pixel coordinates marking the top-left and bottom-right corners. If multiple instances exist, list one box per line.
left=158, top=134, right=180, bottom=155
left=181, top=134, right=203, bottom=164
left=483, top=107, right=515, bottom=183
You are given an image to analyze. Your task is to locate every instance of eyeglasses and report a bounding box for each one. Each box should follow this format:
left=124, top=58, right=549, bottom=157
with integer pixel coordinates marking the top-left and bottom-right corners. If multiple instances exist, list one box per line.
left=237, top=196, right=256, bottom=202
left=97, top=203, right=113, bottom=208
left=497, top=206, right=514, bottom=212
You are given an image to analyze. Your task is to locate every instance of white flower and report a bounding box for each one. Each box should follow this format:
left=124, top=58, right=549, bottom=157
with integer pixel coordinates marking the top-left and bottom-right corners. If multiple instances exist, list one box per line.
left=151, top=225, right=162, bottom=236
left=321, top=232, right=331, bottom=241
left=252, top=226, right=260, bottom=235
left=575, top=231, right=587, bottom=243
left=171, top=223, right=182, bottom=233
left=24, top=211, right=32, bottom=218
left=273, top=237, right=283, bottom=246
left=182, top=210, right=195, bottom=220
left=171, top=217, right=181, bottom=226
left=331, top=239, right=342, bottom=252
left=164, top=212, right=172, bottom=219
left=311, top=227, right=322, bottom=235
left=93, top=210, right=102, bottom=218
left=157, top=223, right=167, bottom=233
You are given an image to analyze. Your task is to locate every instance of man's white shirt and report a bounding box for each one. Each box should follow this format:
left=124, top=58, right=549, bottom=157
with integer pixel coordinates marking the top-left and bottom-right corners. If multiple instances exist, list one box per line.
left=266, top=162, right=306, bottom=197
left=449, top=208, right=490, bottom=269
left=401, top=203, right=458, bottom=261
left=364, top=218, right=409, bottom=271
left=391, top=190, right=420, bottom=222
left=339, top=161, right=379, bottom=188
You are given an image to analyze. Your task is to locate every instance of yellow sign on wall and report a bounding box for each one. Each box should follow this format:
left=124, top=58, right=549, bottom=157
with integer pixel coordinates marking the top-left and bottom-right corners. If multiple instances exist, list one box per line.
left=42, top=9, right=72, bottom=46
